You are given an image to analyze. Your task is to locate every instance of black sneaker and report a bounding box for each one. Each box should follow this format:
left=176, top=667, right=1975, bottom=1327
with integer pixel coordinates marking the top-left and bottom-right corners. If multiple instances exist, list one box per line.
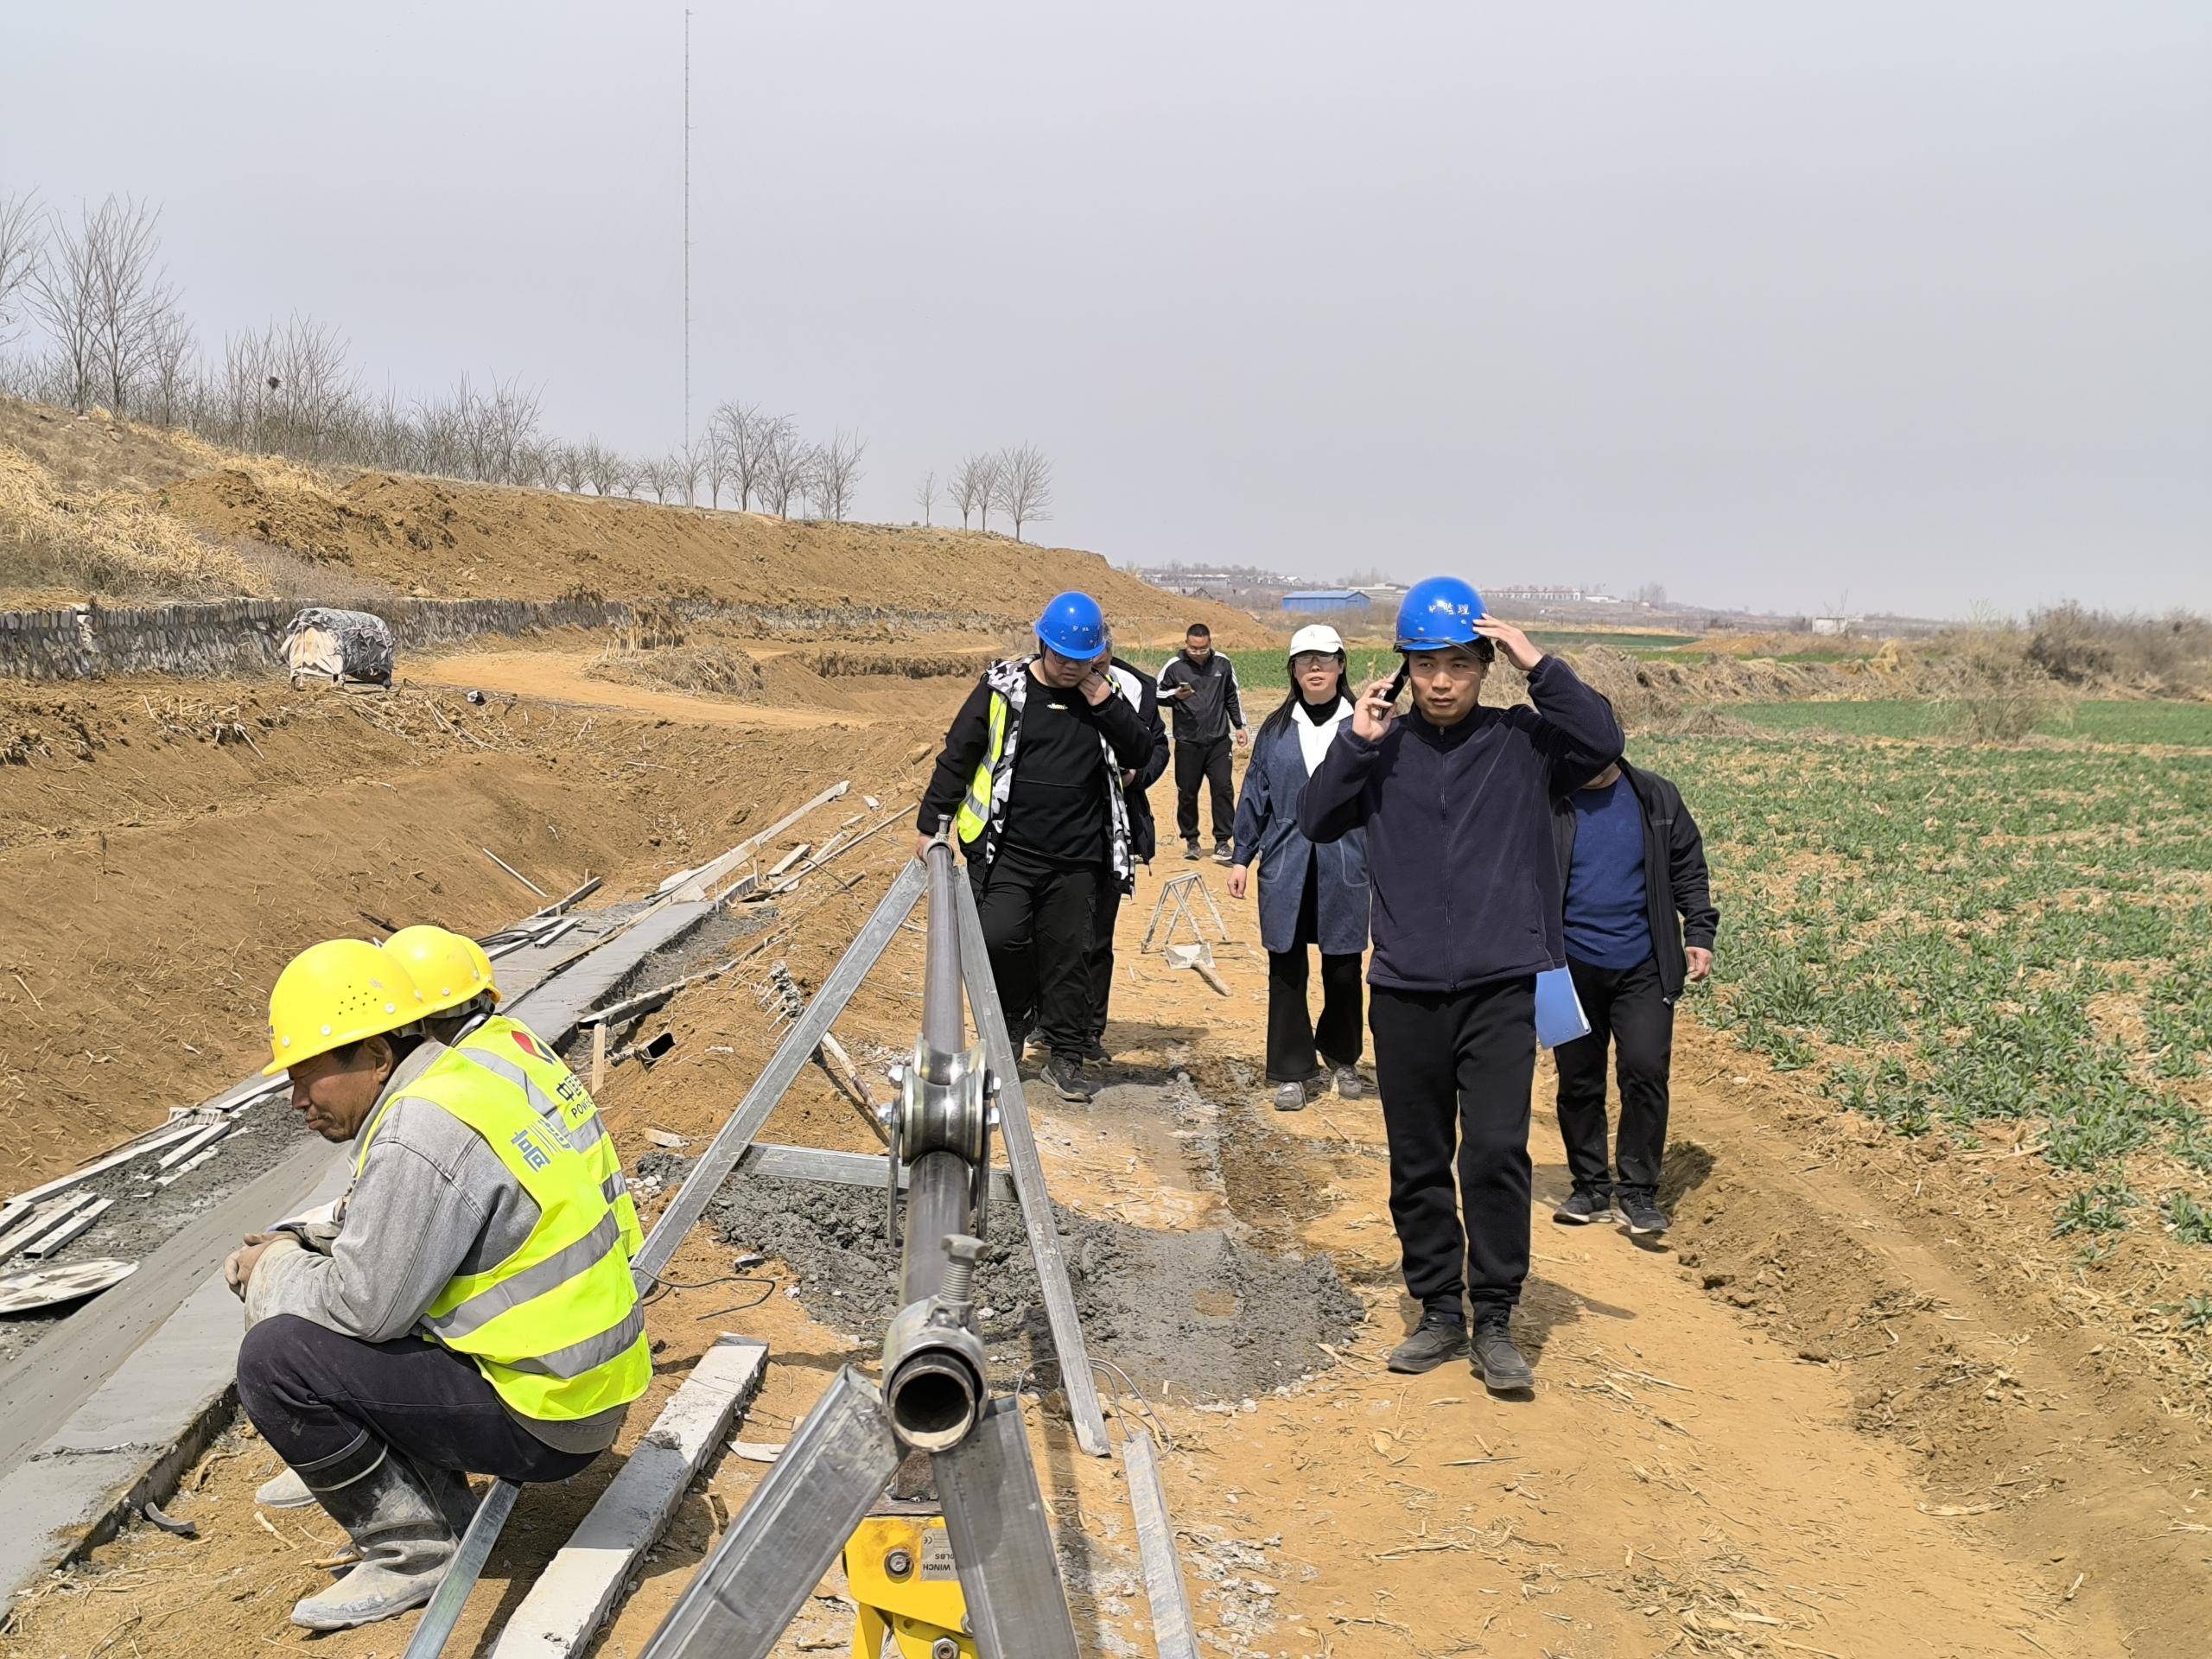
left=1471, top=1320, right=1535, bottom=1392
left=1554, top=1185, right=1614, bottom=1225
left=1617, top=1186, right=1670, bottom=1236
left=1080, top=1033, right=1110, bottom=1065
left=1386, top=1311, right=1468, bottom=1374
left=1183, top=840, right=1202, bottom=861
left=1211, top=840, right=1234, bottom=864
left=1042, top=1054, right=1096, bottom=1103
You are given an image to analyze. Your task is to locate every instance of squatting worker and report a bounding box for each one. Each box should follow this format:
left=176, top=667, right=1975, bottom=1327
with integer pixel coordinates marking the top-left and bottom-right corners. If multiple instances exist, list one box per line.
left=1084, top=627, right=1172, bottom=1065
left=1156, top=621, right=1248, bottom=863
left=1227, top=624, right=1372, bottom=1113
left=916, top=591, right=1154, bottom=1103
left=1300, top=577, right=1622, bottom=1393
left=223, top=940, right=649, bottom=1631
left=1548, top=753, right=1719, bottom=1236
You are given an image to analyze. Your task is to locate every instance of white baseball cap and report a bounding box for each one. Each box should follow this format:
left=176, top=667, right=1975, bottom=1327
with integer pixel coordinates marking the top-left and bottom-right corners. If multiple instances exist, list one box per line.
left=1287, top=624, right=1345, bottom=658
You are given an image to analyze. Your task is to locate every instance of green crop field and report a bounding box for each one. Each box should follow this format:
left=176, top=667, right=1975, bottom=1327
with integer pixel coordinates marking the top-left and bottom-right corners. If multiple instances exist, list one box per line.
left=1645, top=726, right=2212, bottom=1270
left=1731, top=699, right=2212, bottom=746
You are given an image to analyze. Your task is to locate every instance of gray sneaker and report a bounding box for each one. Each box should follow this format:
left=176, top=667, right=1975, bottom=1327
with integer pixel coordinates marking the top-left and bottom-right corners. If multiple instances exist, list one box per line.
left=1386, top=1312, right=1469, bottom=1374
left=1553, top=1185, right=1614, bottom=1225
left=1042, top=1054, right=1096, bottom=1103
left=1332, top=1065, right=1367, bottom=1100
left=1471, top=1320, right=1534, bottom=1393
left=1617, top=1186, right=1670, bottom=1236
left=1272, top=1081, right=1308, bottom=1113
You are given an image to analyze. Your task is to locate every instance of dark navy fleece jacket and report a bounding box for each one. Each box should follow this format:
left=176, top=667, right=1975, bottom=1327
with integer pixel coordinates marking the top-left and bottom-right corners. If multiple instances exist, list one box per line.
left=1297, top=656, right=1623, bottom=993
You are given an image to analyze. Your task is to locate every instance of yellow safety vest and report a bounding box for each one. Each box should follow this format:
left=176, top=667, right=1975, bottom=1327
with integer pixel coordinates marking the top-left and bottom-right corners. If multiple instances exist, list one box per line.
left=953, top=690, right=1008, bottom=845
left=456, top=1015, right=643, bottom=1260
left=354, top=1047, right=650, bottom=1424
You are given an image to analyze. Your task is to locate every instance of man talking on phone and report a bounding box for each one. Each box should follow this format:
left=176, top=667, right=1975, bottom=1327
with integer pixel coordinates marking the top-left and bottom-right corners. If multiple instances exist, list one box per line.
left=917, top=592, right=1154, bottom=1103
left=1299, top=577, right=1621, bottom=1393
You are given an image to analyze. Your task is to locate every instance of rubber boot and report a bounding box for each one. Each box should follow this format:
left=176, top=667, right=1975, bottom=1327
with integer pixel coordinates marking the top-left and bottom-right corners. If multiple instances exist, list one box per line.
left=404, top=1452, right=482, bottom=1538
left=290, top=1446, right=459, bottom=1631
left=256, top=1465, right=315, bottom=1510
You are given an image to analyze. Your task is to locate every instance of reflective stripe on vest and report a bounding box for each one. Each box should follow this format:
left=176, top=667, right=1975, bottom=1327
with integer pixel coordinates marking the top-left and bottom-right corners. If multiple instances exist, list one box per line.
left=355, top=1047, right=650, bottom=1423
left=954, top=691, right=1007, bottom=844
left=455, top=1017, right=642, bottom=1260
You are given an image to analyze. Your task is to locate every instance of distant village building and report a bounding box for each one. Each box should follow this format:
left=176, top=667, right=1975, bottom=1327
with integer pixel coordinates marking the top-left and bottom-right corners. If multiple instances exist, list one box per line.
left=1489, top=584, right=1593, bottom=606
left=1809, top=615, right=1858, bottom=637
left=1281, top=590, right=1372, bottom=614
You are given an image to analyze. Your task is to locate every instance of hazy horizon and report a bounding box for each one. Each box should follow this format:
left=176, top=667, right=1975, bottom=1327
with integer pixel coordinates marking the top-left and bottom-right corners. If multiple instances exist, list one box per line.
left=3, top=2, right=2205, bottom=620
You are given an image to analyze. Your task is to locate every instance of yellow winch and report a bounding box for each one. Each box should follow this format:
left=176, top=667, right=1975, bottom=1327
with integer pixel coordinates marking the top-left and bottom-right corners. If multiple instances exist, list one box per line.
left=843, top=1515, right=973, bottom=1659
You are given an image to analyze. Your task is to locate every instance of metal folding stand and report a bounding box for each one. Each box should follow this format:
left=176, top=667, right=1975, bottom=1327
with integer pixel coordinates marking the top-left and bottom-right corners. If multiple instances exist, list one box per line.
left=1139, top=870, right=1230, bottom=952
left=639, top=840, right=1110, bottom=1659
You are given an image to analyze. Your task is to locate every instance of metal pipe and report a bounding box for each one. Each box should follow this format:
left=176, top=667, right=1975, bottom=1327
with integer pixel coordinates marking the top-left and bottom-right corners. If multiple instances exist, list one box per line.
left=899, top=1150, right=969, bottom=1306
left=920, top=840, right=964, bottom=1081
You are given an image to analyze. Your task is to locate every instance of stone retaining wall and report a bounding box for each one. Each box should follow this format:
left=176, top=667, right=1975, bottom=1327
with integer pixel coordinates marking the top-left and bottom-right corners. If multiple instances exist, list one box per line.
left=0, top=596, right=634, bottom=681
left=0, top=594, right=1029, bottom=682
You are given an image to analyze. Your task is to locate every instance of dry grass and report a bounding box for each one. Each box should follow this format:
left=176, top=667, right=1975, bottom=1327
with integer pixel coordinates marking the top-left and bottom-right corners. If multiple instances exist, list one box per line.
left=0, top=444, right=260, bottom=601
left=586, top=640, right=766, bottom=699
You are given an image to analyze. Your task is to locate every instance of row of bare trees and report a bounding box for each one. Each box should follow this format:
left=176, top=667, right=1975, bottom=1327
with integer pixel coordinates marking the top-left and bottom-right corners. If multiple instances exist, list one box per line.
left=916, top=444, right=1053, bottom=541
left=0, top=188, right=1051, bottom=532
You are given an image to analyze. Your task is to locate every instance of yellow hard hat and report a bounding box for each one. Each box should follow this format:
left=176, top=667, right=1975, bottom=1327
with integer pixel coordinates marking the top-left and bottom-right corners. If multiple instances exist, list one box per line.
left=383, top=925, right=499, bottom=1016
left=264, top=939, right=426, bottom=1077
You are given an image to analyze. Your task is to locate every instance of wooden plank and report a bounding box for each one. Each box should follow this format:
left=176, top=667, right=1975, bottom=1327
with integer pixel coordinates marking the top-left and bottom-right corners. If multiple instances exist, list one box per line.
left=23, top=1198, right=114, bottom=1260
left=1125, top=1429, right=1199, bottom=1659
left=155, top=1121, right=230, bottom=1172
left=487, top=1337, right=769, bottom=1659
left=0, top=1121, right=207, bottom=1212
left=665, top=780, right=849, bottom=905
left=766, top=842, right=811, bottom=878
left=0, top=1194, right=98, bottom=1266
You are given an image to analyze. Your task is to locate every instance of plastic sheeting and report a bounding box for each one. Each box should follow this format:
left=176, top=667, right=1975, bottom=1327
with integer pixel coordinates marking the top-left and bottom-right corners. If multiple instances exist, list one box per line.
left=282, top=607, right=395, bottom=684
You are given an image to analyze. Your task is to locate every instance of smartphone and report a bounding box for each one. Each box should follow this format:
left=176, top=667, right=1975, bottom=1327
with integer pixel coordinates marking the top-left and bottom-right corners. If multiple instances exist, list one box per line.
left=1384, top=663, right=1408, bottom=704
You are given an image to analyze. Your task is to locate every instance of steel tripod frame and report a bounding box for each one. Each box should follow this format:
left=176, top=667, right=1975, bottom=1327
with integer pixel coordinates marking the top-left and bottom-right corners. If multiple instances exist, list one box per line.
left=1139, top=870, right=1230, bottom=952
left=409, top=847, right=1110, bottom=1659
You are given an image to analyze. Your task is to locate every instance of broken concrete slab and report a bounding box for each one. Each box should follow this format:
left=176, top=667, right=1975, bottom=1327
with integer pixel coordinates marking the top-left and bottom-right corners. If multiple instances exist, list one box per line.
left=488, top=1336, right=769, bottom=1658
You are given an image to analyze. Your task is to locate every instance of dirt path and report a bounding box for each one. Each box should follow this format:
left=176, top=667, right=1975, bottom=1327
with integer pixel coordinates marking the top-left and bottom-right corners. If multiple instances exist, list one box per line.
left=416, top=648, right=868, bottom=729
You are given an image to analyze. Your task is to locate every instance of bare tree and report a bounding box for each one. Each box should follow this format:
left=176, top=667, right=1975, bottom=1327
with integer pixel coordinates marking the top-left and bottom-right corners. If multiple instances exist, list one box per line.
left=702, top=427, right=731, bottom=507
left=951, top=451, right=998, bottom=531
left=635, top=454, right=674, bottom=504
left=914, top=469, right=938, bottom=526
left=811, top=428, right=867, bottom=523
left=85, top=196, right=174, bottom=417
left=713, top=401, right=783, bottom=510
left=29, top=206, right=101, bottom=411
left=143, top=305, right=194, bottom=426
left=0, top=191, right=41, bottom=353
left=551, top=442, right=588, bottom=493
left=761, top=422, right=808, bottom=518
left=991, top=442, right=1053, bottom=542
left=580, top=437, right=626, bottom=497
left=672, top=440, right=705, bottom=507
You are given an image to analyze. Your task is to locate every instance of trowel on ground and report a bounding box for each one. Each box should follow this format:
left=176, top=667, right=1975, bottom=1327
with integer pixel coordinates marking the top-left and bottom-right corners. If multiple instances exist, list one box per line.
left=1163, top=940, right=1231, bottom=997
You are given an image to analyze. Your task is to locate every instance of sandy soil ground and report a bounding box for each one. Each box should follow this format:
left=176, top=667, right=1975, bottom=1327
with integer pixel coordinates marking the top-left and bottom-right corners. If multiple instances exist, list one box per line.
left=6, top=639, right=2207, bottom=1659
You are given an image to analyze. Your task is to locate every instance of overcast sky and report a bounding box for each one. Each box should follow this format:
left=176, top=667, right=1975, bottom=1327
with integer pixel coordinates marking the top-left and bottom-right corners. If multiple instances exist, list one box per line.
left=4, top=3, right=2206, bottom=618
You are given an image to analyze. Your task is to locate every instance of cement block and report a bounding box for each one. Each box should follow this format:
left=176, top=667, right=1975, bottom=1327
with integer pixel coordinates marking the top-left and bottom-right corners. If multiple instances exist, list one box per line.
left=489, top=1336, right=769, bottom=1658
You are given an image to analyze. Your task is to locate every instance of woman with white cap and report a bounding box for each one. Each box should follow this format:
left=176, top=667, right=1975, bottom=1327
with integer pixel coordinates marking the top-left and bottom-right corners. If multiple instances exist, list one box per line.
left=1227, top=624, right=1371, bottom=1111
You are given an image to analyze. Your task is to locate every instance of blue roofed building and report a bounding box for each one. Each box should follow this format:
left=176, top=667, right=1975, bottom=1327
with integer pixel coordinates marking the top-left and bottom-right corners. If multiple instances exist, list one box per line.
left=1281, top=589, right=1371, bottom=614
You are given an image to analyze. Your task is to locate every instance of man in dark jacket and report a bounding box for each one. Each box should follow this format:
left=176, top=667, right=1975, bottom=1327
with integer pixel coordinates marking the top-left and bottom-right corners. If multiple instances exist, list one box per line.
left=1300, top=577, right=1621, bottom=1393
left=916, top=593, right=1154, bottom=1103
left=1156, top=623, right=1247, bottom=862
left=1085, top=637, right=1172, bottom=1063
left=1549, top=756, right=1718, bottom=1237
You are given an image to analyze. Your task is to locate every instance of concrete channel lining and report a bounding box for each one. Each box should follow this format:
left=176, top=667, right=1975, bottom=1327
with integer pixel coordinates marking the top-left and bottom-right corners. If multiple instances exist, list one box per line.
left=0, top=897, right=721, bottom=1604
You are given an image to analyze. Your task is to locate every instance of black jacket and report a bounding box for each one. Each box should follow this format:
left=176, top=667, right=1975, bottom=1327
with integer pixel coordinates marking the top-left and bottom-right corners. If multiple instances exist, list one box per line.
left=918, top=663, right=1154, bottom=859
left=1157, top=651, right=1245, bottom=744
left=1298, top=656, right=1624, bottom=992
left=1551, top=760, right=1719, bottom=999
left=1111, top=656, right=1172, bottom=862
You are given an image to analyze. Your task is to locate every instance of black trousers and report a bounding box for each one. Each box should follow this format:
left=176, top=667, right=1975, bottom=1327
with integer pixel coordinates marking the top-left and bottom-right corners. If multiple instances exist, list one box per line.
left=972, top=844, right=1099, bottom=1062
left=1173, top=735, right=1234, bottom=843
left=1087, top=874, right=1122, bottom=1043
left=1369, top=977, right=1538, bottom=1319
left=1554, top=954, right=1674, bottom=1192
left=238, top=1313, right=598, bottom=1484
left=1264, top=861, right=1363, bottom=1081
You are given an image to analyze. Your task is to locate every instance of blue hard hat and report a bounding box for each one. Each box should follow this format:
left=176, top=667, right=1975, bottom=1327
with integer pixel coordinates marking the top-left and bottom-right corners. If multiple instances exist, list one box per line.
left=1394, top=576, right=1487, bottom=652
left=1036, top=591, right=1106, bottom=659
